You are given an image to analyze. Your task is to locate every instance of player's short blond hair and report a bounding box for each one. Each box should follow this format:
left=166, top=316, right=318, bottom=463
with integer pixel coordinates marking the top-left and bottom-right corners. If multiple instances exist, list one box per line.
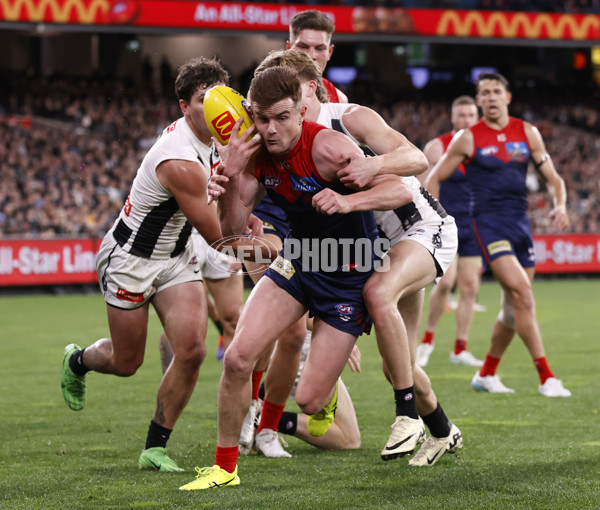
left=255, top=50, right=329, bottom=103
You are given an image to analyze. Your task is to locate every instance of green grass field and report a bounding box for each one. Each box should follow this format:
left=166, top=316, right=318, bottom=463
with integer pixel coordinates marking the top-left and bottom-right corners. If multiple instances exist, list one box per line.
left=1, top=278, right=599, bottom=509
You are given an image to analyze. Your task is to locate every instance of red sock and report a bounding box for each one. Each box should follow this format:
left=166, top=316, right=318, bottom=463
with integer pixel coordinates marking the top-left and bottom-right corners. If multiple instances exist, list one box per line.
left=215, top=445, right=238, bottom=474
left=454, top=339, right=467, bottom=355
left=251, top=370, right=264, bottom=401
left=422, top=331, right=435, bottom=345
left=533, top=357, right=555, bottom=384
left=479, top=354, right=501, bottom=377
left=257, top=399, right=285, bottom=434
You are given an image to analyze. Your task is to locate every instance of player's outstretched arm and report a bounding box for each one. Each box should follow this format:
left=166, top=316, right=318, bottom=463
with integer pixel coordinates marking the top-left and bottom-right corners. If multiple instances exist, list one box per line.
left=425, top=128, right=473, bottom=198
left=313, top=174, right=411, bottom=215
left=525, top=123, right=570, bottom=231
left=336, top=105, right=428, bottom=188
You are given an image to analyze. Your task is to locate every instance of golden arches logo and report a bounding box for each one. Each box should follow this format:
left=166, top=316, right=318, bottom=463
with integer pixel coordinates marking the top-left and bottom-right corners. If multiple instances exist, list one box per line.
left=437, top=10, right=600, bottom=40
left=0, top=0, right=109, bottom=24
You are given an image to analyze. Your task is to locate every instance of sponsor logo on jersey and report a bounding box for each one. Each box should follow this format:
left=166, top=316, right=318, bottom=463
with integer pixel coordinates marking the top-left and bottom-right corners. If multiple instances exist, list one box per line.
left=264, top=176, right=281, bottom=188
left=123, top=194, right=132, bottom=216
left=116, top=287, right=145, bottom=303
left=505, top=141, right=529, bottom=163
left=335, top=304, right=354, bottom=315
left=497, top=133, right=507, bottom=142
left=481, top=145, right=499, bottom=156
left=487, top=240, right=512, bottom=255
left=189, top=256, right=200, bottom=274
left=290, top=175, right=321, bottom=193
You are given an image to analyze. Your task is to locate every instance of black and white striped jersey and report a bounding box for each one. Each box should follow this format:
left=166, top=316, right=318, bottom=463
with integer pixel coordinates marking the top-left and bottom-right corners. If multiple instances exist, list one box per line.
left=110, top=117, right=212, bottom=259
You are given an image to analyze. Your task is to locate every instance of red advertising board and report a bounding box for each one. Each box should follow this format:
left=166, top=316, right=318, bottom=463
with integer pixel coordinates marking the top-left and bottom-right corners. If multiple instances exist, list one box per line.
left=533, top=234, right=600, bottom=274
left=0, top=235, right=598, bottom=286
left=1, top=0, right=599, bottom=41
left=0, top=238, right=102, bottom=286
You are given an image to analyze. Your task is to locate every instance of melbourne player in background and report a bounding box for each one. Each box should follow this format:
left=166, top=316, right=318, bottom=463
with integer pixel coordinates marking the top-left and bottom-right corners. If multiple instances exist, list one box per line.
left=426, top=72, right=571, bottom=398
left=416, top=96, right=484, bottom=368
left=287, top=9, right=348, bottom=103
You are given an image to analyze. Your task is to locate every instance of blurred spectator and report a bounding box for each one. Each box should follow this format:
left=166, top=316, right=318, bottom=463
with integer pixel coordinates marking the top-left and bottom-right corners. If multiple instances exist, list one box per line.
left=1, top=72, right=598, bottom=238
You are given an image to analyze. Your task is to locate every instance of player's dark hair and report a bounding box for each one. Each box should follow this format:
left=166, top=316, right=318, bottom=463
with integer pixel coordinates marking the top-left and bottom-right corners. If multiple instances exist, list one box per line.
left=255, top=50, right=329, bottom=103
left=476, top=72, right=510, bottom=92
left=289, top=9, right=335, bottom=40
left=249, top=67, right=302, bottom=112
left=175, top=57, right=230, bottom=103
left=452, top=95, right=476, bottom=108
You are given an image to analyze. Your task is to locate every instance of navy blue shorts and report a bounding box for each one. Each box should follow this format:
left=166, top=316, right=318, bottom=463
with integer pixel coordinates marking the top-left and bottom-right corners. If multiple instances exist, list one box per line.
left=253, top=198, right=290, bottom=242
left=264, top=254, right=373, bottom=337
left=456, top=215, right=481, bottom=258
left=472, top=213, right=535, bottom=268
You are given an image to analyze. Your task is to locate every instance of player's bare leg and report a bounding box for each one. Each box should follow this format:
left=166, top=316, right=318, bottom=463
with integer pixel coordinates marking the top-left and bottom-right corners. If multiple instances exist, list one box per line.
left=205, top=274, right=243, bottom=350
left=474, top=257, right=569, bottom=396
left=291, top=379, right=360, bottom=450
left=450, top=256, right=483, bottom=366
left=365, top=241, right=438, bottom=460
left=218, top=277, right=306, bottom=448
left=152, top=282, right=208, bottom=430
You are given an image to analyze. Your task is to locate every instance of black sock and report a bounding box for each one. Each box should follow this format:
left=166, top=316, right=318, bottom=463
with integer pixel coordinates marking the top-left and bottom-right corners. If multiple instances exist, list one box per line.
left=68, top=349, right=90, bottom=376
left=277, top=412, right=298, bottom=436
left=258, top=381, right=265, bottom=401
left=394, top=386, right=419, bottom=419
left=422, top=402, right=451, bottom=438
left=145, top=420, right=172, bottom=450
left=212, top=319, right=224, bottom=336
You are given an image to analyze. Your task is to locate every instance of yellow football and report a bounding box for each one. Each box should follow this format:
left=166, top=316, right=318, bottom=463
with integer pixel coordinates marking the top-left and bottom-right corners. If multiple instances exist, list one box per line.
left=203, top=85, right=255, bottom=146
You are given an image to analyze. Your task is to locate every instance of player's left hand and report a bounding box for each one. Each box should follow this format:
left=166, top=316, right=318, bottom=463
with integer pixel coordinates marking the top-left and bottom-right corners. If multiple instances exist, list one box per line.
left=245, top=213, right=264, bottom=238
left=212, top=118, right=258, bottom=177
left=337, top=152, right=377, bottom=189
left=312, top=188, right=351, bottom=215
left=550, top=205, right=570, bottom=230
left=207, top=170, right=229, bottom=204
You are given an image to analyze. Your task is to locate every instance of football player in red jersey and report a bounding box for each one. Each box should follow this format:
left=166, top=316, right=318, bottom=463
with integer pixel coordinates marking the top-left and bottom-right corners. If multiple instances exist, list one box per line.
left=179, top=66, right=412, bottom=491
left=287, top=9, right=348, bottom=104
left=416, top=96, right=484, bottom=368
left=426, top=72, right=571, bottom=398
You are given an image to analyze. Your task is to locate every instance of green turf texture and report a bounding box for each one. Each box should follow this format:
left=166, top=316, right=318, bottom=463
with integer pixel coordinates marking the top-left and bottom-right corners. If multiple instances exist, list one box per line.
left=1, top=279, right=598, bottom=509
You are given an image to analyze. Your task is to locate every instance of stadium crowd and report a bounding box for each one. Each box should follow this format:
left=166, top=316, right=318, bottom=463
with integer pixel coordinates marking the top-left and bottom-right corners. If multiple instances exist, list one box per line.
left=1, top=75, right=599, bottom=238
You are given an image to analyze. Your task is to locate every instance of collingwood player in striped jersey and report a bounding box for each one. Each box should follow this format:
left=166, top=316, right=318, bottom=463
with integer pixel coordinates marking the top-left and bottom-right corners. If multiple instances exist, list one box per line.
left=245, top=50, right=463, bottom=465
left=60, top=57, right=262, bottom=473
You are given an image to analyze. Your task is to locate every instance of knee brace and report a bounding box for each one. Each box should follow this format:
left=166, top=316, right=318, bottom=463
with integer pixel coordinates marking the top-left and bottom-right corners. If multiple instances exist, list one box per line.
left=496, top=289, right=515, bottom=329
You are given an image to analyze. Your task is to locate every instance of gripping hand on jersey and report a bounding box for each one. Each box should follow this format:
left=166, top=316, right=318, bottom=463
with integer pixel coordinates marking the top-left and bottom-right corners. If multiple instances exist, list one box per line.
left=312, top=188, right=351, bottom=215
left=337, top=152, right=378, bottom=190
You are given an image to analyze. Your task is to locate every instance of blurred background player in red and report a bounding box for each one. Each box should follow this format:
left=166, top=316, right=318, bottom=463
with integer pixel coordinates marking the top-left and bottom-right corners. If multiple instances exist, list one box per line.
left=287, top=9, right=348, bottom=104
left=426, top=72, right=571, bottom=397
left=416, top=96, right=484, bottom=368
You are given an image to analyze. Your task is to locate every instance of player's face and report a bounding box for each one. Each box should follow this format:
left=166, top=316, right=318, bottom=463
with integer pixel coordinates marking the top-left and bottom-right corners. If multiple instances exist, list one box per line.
left=476, top=79, right=511, bottom=121
left=253, top=98, right=304, bottom=155
left=180, top=82, right=225, bottom=140
left=451, top=104, right=479, bottom=131
left=287, top=29, right=333, bottom=72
